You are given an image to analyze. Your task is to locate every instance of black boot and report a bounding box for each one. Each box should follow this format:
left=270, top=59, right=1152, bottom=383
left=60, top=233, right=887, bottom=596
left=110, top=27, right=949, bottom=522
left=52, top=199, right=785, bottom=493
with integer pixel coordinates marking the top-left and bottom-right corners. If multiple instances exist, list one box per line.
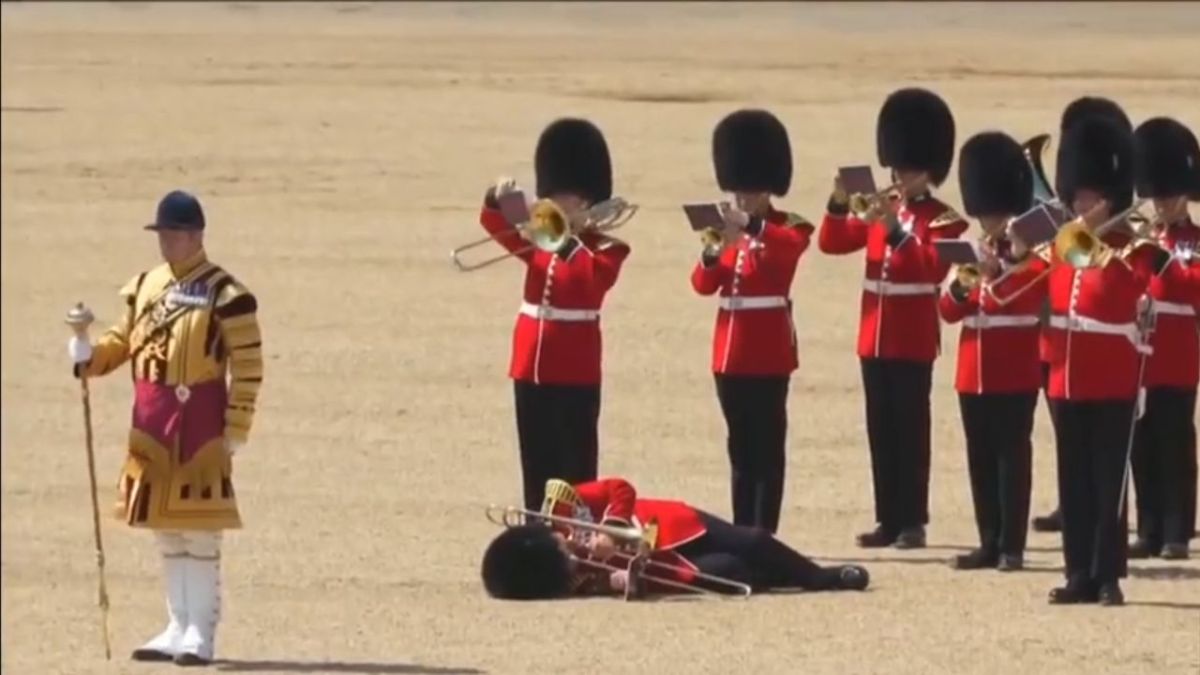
left=894, top=526, right=926, bottom=550
left=951, top=547, right=999, bottom=570
left=1161, top=543, right=1189, bottom=560
left=1129, top=538, right=1162, bottom=559
left=997, top=553, right=1024, bottom=572
left=130, top=648, right=174, bottom=662
left=1031, top=508, right=1062, bottom=533
left=1048, top=577, right=1097, bottom=605
left=1097, top=582, right=1125, bottom=606
left=856, top=526, right=897, bottom=548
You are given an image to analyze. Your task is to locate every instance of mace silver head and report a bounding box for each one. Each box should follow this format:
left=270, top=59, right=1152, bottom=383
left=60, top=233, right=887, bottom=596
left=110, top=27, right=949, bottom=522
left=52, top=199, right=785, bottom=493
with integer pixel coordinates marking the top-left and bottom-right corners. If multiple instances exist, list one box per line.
left=65, top=302, right=95, bottom=334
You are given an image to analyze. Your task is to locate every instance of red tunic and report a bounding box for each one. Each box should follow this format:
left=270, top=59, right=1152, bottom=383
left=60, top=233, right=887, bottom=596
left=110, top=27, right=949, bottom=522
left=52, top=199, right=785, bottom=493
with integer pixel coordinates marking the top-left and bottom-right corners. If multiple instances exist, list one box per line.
left=570, top=478, right=709, bottom=584
left=690, top=212, right=812, bottom=375
left=819, top=195, right=968, bottom=362
left=1044, top=231, right=1200, bottom=400
left=939, top=254, right=1051, bottom=394
left=479, top=206, right=630, bottom=386
left=1142, top=219, right=1200, bottom=389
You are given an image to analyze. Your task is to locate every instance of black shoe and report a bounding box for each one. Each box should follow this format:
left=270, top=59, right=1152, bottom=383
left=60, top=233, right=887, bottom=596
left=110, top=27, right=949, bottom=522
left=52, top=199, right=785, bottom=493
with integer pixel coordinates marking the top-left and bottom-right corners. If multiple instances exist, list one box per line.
left=894, top=526, right=926, bottom=550
left=856, top=526, right=897, bottom=548
left=1128, top=538, right=1162, bottom=559
left=951, top=548, right=999, bottom=570
left=1161, top=543, right=1189, bottom=560
left=838, top=565, right=870, bottom=591
left=1097, top=582, right=1125, bottom=606
left=1048, top=582, right=1097, bottom=605
left=997, top=553, right=1024, bottom=572
left=173, top=653, right=211, bottom=667
left=130, top=648, right=174, bottom=662
left=1032, top=509, right=1062, bottom=533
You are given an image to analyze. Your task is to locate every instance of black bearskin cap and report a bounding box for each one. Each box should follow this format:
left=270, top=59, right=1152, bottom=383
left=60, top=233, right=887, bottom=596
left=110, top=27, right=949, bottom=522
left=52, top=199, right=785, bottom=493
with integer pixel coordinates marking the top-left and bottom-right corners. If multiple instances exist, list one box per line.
left=535, top=118, right=612, bottom=205
left=1134, top=117, right=1200, bottom=200
left=481, top=525, right=572, bottom=600
left=876, top=88, right=955, bottom=186
left=1055, top=115, right=1135, bottom=214
left=712, top=109, right=793, bottom=196
left=1059, top=96, right=1131, bottom=134
left=957, top=132, right=1034, bottom=217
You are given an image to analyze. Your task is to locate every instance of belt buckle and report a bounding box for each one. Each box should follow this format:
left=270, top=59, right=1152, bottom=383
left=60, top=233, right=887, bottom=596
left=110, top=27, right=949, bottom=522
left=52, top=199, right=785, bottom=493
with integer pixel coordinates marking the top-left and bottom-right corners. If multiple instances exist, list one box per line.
left=175, top=385, right=191, bottom=403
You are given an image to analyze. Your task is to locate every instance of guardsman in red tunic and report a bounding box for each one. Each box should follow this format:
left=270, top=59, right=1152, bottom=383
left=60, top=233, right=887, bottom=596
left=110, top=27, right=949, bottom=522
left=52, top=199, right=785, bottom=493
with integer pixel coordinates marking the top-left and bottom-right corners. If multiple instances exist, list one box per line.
left=480, top=477, right=869, bottom=599
left=819, top=88, right=968, bottom=549
left=1043, top=116, right=1199, bottom=606
left=1128, top=117, right=1200, bottom=560
left=939, top=132, right=1049, bottom=572
left=1032, top=96, right=1133, bottom=534
left=477, top=118, right=631, bottom=510
left=690, top=109, right=813, bottom=534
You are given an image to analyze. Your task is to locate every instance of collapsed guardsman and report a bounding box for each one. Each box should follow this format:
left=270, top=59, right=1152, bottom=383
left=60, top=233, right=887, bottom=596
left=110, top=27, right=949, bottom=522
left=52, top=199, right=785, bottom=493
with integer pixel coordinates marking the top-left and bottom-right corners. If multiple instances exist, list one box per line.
left=481, top=478, right=869, bottom=599
left=67, top=190, right=263, bottom=664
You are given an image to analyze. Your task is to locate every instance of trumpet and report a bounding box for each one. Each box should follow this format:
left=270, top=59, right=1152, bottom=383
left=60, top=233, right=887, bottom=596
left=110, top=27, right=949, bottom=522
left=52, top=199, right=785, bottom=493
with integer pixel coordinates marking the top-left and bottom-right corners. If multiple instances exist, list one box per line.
left=700, top=227, right=726, bottom=256
left=847, top=181, right=903, bottom=220
left=1054, top=198, right=1152, bottom=269
left=451, top=196, right=638, bottom=272
left=485, top=504, right=752, bottom=599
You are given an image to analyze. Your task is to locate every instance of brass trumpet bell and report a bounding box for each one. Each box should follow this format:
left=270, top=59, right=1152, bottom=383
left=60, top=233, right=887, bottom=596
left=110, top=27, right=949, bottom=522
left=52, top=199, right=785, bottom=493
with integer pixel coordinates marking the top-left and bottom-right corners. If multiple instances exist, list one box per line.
left=451, top=196, right=638, bottom=272
left=956, top=264, right=982, bottom=290
left=1053, top=199, right=1151, bottom=269
left=848, top=182, right=902, bottom=219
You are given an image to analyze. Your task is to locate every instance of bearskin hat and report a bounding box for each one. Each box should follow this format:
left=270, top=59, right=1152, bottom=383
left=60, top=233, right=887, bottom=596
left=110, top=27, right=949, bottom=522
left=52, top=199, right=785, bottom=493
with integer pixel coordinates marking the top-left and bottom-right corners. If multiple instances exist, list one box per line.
left=1059, top=96, right=1131, bottom=134
left=481, top=525, right=572, bottom=600
left=1134, top=117, right=1200, bottom=200
left=712, top=109, right=793, bottom=196
left=1055, top=115, right=1135, bottom=214
left=534, top=118, right=612, bottom=205
left=957, top=132, right=1033, bottom=217
left=876, top=88, right=956, bottom=186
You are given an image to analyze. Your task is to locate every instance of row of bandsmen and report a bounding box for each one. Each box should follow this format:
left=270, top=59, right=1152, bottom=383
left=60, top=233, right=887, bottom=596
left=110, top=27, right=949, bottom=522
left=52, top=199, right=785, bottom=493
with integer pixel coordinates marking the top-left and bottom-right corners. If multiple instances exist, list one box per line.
left=477, top=88, right=1200, bottom=606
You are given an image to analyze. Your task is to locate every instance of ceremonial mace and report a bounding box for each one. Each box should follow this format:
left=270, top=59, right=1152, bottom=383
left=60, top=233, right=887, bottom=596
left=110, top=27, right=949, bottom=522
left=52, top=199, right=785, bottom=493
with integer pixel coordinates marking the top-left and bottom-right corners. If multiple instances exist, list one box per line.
left=65, top=303, right=112, bottom=660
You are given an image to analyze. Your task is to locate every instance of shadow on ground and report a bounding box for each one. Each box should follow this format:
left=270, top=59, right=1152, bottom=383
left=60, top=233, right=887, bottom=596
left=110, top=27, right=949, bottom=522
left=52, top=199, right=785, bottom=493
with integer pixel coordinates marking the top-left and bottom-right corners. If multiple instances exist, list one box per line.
left=216, top=660, right=485, bottom=674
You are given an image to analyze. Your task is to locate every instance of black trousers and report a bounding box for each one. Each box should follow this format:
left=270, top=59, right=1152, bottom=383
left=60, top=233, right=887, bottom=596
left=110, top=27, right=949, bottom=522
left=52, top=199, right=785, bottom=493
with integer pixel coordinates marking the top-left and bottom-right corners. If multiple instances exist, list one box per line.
left=1132, top=387, right=1198, bottom=546
left=675, top=511, right=841, bottom=592
left=1038, top=362, right=1062, bottom=515
left=959, top=392, right=1037, bottom=554
left=1055, top=399, right=1134, bottom=585
left=860, top=359, right=933, bottom=531
left=714, top=374, right=790, bottom=534
left=513, top=381, right=601, bottom=511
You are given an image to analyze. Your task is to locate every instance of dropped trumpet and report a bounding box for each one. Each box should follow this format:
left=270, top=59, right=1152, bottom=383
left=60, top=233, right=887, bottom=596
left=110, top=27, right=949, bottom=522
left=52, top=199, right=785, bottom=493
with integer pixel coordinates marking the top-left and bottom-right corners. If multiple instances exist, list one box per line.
left=484, top=504, right=753, bottom=599
left=451, top=197, right=638, bottom=272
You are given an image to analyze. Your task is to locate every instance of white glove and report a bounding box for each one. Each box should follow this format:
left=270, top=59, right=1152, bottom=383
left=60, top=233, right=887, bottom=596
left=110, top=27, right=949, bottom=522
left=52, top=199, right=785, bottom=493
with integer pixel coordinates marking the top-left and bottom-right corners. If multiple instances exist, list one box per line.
left=67, top=336, right=93, bottom=364
left=224, top=438, right=245, bottom=456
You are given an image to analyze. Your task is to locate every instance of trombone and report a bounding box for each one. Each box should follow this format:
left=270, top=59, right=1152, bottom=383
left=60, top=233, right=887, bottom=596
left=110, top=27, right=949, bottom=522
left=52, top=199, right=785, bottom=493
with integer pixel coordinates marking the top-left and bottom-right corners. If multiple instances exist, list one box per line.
left=484, top=504, right=753, bottom=599
left=1054, top=198, right=1153, bottom=269
left=451, top=197, right=638, bottom=272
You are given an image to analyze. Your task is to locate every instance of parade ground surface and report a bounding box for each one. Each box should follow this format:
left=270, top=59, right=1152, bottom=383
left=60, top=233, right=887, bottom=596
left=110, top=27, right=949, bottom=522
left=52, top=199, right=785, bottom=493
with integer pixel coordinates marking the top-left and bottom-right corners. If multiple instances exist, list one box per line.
left=2, top=3, right=1199, bottom=674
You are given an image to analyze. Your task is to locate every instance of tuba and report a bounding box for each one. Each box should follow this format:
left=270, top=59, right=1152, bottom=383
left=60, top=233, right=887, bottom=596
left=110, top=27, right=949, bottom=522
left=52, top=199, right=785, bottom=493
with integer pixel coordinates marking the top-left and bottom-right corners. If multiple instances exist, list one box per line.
left=451, top=196, right=638, bottom=272
left=1022, top=133, right=1057, bottom=207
